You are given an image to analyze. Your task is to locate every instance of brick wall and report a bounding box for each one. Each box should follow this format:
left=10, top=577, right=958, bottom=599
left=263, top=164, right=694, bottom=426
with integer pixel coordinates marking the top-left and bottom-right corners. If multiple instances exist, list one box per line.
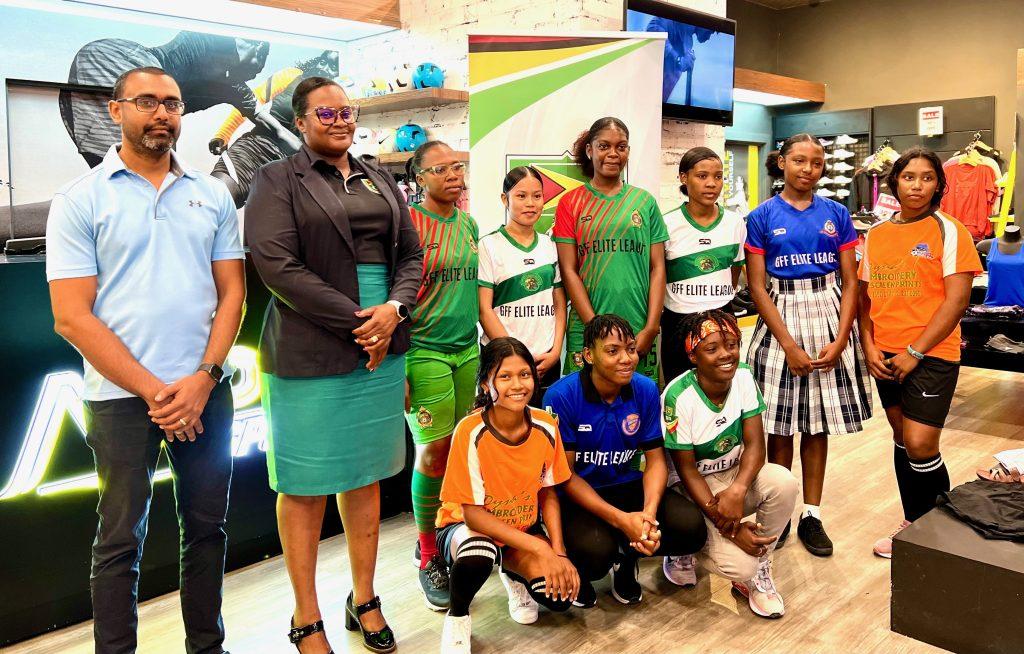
left=348, top=0, right=726, bottom=206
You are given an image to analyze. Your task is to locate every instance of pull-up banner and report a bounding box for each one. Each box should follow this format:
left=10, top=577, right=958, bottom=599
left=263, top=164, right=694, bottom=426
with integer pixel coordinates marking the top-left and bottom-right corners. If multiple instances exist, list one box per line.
left=468, top=32, right=666, bottom=235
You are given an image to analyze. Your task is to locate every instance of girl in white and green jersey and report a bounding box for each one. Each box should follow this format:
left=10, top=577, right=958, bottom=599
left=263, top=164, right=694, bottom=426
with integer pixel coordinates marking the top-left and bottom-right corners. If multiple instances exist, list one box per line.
left=662, top=147, right=746, bottom=384
left=478, top=166, right=567, bottom=404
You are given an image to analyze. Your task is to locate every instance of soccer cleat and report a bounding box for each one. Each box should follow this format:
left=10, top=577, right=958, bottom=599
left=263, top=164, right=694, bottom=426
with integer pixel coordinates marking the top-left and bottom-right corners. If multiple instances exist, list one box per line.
left=499, top=571, right=538, bottom=624
left=797, top=515, right=834, bottom=557
left=440, top=614, right=472, bottom=654
left=836, top=134, right=859, bottom=145
left=611, top=560, right=643, bottom=604
left=816, top=188, right=837, bottom=198
left=833, top=175, right=853, bottom=184
left=832, top=148, right=856, bottom=159
left=873, top=520, right=912, bottom=559
left=732, top=558, right=785, bottom=619
left=663, top=555, right=697, bottom=587
left=419, top=554, right=451, bottom=611
left=572, top=580, right=597, bottom=608
left=831, top=161, right=854, bottom=172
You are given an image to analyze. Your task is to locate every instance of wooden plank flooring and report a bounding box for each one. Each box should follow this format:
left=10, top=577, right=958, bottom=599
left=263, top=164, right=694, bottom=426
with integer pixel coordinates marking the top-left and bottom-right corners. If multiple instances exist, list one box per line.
left=9, top=366, right=1023, bottom=654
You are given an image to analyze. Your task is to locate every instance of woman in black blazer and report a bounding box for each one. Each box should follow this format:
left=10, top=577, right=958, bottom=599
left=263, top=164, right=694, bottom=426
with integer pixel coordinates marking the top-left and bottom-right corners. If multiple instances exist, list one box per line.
left=246, top=76, right=422, bottom=654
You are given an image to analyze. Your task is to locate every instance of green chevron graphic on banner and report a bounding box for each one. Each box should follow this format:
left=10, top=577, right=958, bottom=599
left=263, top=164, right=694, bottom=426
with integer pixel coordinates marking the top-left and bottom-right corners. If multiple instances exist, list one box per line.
left=470, top=39, right=654, bottom=146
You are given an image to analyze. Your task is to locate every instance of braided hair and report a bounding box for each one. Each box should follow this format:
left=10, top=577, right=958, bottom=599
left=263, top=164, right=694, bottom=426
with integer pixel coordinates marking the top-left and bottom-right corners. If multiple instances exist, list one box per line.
left=672, top=309, right=740, bottom=359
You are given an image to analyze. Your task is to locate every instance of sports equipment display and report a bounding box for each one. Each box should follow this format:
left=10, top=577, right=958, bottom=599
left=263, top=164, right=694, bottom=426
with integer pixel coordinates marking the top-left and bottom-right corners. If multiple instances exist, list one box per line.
left=362, top=77, right=390, bottom=98
left=395, top=123, right=428, bottom=152
left=350, top=127, right=376, bottom=157
left=376, top=127, right=397, bottom=154
left=391, top=64, right=413, bottom=92
left=412, top=62, right=445, bottom=89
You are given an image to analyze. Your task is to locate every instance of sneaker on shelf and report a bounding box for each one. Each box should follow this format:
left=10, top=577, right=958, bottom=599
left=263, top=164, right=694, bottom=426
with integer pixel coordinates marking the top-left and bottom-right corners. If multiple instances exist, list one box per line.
left=836, top=134, right=859, bottom=145
left=414, top=540, right=421, bottom=567
left=440, top=614, right=472, bottom=654
left=816, top=188, right=837, bottom=198
left=832, top=148, right=856, bottom=159
left=572, top=579, right=597, bottom=608
left=498, top=570, right=539, bottom=624
left=797, top=515, right=834, bottom=557
left=834, top=174, right=853, bottom=184
left=817, top=176, right=835, bottom=186
left=419, top=554, right=451, bottom=611
left=732, top=558, right=785, bottom=619
left=663, top=554, right=697, bottom=587
left=837, top=189, right=851, bottom=199
left=873, top=520, right=912, bottom=559
left=831, top=161, right=854, bottom=172
left=823, top=152, right=834, bottom=160
left=818, top=138, right=834, bottom=147
left=611, top=559, right=643, bottom=605
left=774, top=520, right=791, bottom=549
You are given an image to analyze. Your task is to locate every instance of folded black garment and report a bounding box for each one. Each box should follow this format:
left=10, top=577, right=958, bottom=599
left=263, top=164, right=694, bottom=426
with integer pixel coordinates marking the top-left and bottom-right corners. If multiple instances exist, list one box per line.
left=938, top=479, right=1024, bottom=541
left=966, top=305, right=1024, bottom=320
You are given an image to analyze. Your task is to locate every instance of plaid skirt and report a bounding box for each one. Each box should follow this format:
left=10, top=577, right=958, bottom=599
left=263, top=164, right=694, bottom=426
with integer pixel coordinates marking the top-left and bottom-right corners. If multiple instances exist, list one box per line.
left=747, top=272, right=872, bottom=437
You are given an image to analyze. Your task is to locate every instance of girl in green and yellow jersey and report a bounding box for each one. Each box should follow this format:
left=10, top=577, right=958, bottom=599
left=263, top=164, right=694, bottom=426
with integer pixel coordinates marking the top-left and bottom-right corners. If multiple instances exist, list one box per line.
left=554, top=117, right=669, bottom=382
left=404, top=140, right=479, bottom=611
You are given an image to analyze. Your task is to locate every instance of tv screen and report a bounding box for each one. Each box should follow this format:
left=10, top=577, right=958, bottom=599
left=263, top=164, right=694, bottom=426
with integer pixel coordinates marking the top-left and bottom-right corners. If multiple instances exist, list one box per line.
left=625, top=0, right=736, bottom=124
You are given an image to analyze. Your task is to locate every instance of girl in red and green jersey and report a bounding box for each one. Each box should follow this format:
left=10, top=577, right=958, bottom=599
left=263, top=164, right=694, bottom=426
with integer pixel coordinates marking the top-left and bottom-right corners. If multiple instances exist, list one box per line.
left=554, top=117, right=669, bottom=382
left=404, top=140, right=480, bottom=611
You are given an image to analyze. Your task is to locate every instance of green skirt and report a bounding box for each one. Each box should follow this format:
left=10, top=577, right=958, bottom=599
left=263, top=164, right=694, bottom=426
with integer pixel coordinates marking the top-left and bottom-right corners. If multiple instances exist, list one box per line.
left=262, top=264, right=406, bottom=495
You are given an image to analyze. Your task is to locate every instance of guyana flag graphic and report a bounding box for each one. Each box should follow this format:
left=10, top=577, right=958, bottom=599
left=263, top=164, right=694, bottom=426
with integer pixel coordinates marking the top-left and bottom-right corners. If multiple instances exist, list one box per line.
left=505, top=153, right=588, bottom=234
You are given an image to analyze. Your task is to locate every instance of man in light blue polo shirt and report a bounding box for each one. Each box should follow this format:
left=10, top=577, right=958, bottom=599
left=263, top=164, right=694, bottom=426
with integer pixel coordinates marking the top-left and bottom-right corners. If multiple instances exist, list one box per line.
left=46, top=66, right=245, bottom=654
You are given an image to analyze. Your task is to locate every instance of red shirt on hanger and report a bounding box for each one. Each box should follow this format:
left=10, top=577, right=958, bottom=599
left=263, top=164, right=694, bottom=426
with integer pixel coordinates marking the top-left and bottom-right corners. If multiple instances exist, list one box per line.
left=940, top=161, right=997, bottom=240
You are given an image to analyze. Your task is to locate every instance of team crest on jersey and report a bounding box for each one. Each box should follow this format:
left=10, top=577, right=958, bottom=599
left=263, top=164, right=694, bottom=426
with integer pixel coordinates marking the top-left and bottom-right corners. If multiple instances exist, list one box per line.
left=622, top=413, right=641, bottom=436
left=523, top=273, right=541, bottom=292
left=820, top=219, right=838, bottom=237
left=416, top=406, right=433, bottom=428
left=715, top=436, right=736, bottom=454
left=572, top=352, right=585, bottom=368
left=698, top=255, right=716, bottom=272
left=362, top=178, right=382, bottom=195
left=630, top=211, right=643, bottom=228
left=663, top=405, right=678, bottom=433
left=910, top=243, right=934, bottom=259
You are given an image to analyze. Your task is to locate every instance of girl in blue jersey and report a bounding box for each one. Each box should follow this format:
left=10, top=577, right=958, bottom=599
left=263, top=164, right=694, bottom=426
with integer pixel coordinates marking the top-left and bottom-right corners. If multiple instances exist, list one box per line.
left=744, top=133, right=871, bottom=558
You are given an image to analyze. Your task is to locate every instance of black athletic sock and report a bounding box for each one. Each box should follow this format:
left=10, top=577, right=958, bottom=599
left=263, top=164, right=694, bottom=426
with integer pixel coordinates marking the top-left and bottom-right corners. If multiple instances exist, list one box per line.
left=907, top=453, right=951, bottom=522
left=893, top=443, right=914, bottom=520
left=503, top=569, right=573, bottom=612
left=448, top=537, right=497, bottom=617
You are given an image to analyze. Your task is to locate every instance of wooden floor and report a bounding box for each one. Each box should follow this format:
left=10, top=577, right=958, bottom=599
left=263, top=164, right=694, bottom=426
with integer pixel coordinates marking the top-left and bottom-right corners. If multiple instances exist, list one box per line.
left=10, top=366, right=1024, bottom=654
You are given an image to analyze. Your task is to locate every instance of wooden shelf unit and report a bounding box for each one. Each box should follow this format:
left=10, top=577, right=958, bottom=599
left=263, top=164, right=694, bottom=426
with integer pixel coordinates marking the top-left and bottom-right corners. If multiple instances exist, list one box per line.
left=354, top=88, right=468, bottom=115
left=376, top=150, right=469, bottom=166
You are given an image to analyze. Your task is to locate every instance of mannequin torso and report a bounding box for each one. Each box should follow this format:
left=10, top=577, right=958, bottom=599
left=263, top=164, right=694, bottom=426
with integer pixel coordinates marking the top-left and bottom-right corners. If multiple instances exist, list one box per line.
left=978, top=225, right=1022, bottom=256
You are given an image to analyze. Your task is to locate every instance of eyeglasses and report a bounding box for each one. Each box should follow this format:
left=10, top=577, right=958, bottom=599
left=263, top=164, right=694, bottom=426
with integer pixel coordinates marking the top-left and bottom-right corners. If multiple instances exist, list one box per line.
left=115, top=97, right=186, bottom=115
left=307, top=105, right=359, bottom=126
left=419, top=162, right=467, bottom=177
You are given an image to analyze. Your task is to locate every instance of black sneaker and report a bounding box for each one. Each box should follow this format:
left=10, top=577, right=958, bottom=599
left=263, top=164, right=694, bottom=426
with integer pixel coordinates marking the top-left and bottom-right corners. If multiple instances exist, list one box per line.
left=611, top=560, right=642, bottom=605
left=775, top=520, right=792, bottom=550
left=797, top=515, right=834, bottom=557
left=572, top=580, right=597, bottom=608
left=419, top=554, right=451, bottom=611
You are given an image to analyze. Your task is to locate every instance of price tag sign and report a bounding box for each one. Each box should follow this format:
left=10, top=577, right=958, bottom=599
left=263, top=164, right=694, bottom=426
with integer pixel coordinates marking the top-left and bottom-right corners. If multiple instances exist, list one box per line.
left=873, top=193, right=901, bottom=219
left=918, top=106, right=944, bottom=136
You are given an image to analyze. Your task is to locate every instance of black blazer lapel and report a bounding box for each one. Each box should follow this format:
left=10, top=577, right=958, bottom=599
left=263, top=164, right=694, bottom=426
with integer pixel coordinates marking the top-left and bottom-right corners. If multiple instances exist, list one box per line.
left=296, top=162, right=355, bottom=256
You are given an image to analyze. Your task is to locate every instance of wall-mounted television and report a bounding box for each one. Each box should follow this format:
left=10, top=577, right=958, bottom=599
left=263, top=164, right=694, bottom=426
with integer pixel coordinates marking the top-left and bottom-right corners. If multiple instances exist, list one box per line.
left=625, top=0, right=736, bottom=125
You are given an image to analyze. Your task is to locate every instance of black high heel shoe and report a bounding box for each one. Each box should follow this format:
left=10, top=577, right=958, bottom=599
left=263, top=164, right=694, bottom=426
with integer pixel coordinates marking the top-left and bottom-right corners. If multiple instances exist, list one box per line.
left=345, top=591, right=396, bottom=653
left=288, top=617, right=334, bottom=653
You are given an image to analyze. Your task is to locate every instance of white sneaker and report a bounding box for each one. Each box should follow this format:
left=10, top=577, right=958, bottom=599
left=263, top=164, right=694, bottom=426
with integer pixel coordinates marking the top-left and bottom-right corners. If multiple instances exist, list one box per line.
left=818, top=138, right=834, bottom=147
left=831, top=161, right=854, bottom=172
left=498, top=571, right=538, bottom=624
left=836, top=134, right=859, bottom=145
left=817, top=176, right=835, bottom=186
left=663, top=555, right=697, bottom=587
left=441, top=614, right=472, bottom=653
left=732, top=558, right=785, bottom=619
left=834, top=175, right=853, bottom=184
left=836, top=189, right=851, bottom=198
left=832, top=148, right=855, bottom=159
left=816, top=188, right=837, bottom=198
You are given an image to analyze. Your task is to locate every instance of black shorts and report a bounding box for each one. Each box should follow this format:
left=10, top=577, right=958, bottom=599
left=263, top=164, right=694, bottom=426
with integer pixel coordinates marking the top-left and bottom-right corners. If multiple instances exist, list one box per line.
left=436, top=521, right=545, bottom=566
left=874, top=352, right=959, bottom=429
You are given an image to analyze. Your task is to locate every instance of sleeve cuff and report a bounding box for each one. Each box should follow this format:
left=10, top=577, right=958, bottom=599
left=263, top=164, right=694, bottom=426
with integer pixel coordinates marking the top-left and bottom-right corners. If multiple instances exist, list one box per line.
left=839, top=240, right=859, bottom=252
left=478, top=280, right=495, bottom=289
left=664, top=441, right=694, bottom=451
left=212, top=250, right=245, bottom=261
left=744, top=244, right=766, bottom=255
left=640, top=437, right=665, bottom=451
left=46, top=266, right=99, bottom=281
left=552, top=236, right=575, bottom=244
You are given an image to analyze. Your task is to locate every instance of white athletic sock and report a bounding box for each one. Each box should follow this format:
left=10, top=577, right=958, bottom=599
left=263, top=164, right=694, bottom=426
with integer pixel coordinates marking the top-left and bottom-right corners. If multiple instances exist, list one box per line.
left=803, top=504, right=821, bottom=520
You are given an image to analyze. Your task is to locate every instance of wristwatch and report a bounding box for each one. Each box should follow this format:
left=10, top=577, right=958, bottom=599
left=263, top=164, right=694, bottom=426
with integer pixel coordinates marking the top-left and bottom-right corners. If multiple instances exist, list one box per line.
left=386, top=300, right=409, bottom=322
left=906, top=345, right=925, bottom=361
left=197, top=363, right=224, bottom=383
